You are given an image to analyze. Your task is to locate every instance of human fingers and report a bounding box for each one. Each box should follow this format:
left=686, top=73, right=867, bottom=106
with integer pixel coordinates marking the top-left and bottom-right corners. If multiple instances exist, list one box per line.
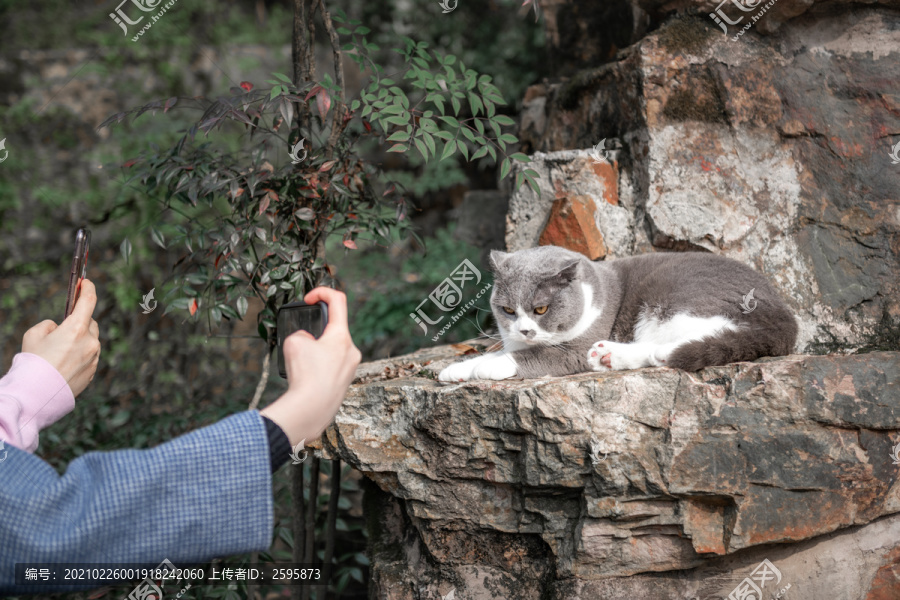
left=282, top=329, right=316, bottom=374
left=65, top=278, right=98, bottom=328
left=22, top=320, right=58, bottom=351
left=303, top=287, right=349, bottom=337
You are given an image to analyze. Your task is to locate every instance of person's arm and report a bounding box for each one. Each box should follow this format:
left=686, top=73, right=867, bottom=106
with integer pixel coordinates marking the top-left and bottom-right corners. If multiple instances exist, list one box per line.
left=0, top=353, right=75, bottom=452
left=0, top=286, right=359, bottom=595
left=0, top=410, right=275, bottom=595
left=0, top=279, right=101, bottom=452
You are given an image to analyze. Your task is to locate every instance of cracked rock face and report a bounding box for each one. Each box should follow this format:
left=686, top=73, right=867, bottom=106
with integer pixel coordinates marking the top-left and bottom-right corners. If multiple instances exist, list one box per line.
left=320, top=345, right=900, bottom=599
left=512, top=10, right=900, bottom=356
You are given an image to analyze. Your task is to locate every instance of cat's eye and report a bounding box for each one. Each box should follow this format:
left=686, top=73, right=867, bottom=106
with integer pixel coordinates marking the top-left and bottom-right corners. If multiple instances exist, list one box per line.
left=502, top=306, right=515, bottom=314
left=534, top=305, right=549, bottom=315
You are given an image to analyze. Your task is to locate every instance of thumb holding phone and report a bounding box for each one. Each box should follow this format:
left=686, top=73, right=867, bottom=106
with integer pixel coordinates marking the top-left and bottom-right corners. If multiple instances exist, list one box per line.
left=261, top=287, right=362, bottom=446
left=22, top=279, right=101, bottom=398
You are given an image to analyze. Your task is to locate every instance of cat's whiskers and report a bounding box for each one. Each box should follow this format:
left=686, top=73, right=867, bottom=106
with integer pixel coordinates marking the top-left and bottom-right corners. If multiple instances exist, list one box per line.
left=459, top=311, right=503, bottom=343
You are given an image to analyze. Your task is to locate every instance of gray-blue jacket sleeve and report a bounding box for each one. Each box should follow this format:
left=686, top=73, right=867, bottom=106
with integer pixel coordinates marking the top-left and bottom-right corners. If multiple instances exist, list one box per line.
left=0, top=410, right=275, bottom=594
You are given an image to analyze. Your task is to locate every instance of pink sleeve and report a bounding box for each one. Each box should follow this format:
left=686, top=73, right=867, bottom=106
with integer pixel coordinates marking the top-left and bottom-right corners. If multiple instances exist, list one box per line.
left=0, top=352, right=76, bottom=453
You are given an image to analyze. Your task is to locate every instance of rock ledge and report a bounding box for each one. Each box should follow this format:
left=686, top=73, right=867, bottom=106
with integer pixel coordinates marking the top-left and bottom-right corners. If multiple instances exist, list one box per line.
left=319, top=344, right=900, bottom=599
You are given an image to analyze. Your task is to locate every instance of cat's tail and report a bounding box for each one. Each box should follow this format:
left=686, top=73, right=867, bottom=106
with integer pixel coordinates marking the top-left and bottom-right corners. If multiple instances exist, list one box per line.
left=666, top=313, right=799, bottom=372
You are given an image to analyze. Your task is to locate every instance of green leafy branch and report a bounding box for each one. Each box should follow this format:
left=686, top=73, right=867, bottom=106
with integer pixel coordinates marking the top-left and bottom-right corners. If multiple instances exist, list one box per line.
left=335, top=11, right=541, bottom=195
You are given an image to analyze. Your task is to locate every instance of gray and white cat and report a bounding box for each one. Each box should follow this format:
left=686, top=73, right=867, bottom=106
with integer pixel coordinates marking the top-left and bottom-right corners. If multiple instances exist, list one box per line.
left=438, top=246, right=797, bottom=381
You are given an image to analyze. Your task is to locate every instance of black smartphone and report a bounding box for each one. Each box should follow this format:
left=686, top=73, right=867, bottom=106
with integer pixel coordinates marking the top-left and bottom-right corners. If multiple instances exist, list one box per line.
left=64, top=227, right=91, bottom=320
left=277, top=300, right=328, bottom=379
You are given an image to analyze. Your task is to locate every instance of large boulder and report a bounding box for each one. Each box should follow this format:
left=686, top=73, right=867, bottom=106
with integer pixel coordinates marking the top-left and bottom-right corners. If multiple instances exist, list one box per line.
left=317, top=345, right=900, bottom=599
left=512, top=9, right=900, bottom=356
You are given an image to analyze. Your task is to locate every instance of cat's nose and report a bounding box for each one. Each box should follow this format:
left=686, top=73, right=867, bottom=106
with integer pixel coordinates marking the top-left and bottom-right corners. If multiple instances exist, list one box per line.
left=519, top=328, right=534, bottom=338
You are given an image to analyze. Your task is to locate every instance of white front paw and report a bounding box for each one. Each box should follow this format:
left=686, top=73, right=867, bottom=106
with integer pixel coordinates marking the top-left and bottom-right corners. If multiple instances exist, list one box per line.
left=439, top=357, right=481, bottom=382
left=438, top=354, right=517, bottom=382
left=470, top=354, right=518, bottom=380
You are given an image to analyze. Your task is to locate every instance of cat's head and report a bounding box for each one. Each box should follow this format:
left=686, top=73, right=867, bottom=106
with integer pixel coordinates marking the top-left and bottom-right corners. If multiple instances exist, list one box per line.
left=489, top=246, right=593, bottom=346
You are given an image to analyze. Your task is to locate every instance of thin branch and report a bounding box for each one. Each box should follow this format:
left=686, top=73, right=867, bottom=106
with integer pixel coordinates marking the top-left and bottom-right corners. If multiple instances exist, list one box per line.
left=317, top=458, right=341, bottom=599
left=291, top=464, right=305, bottom=600
left=306, top=0, right=317, bottom=84
left=292, top=0, right=307, bottom=85
left=247, top=343, right=274, bottom=410
left=293, top=0, right=312, bottom=137
left=317, top=0, right=345, bottom=157
left=301, top=456, right=321, bottom=600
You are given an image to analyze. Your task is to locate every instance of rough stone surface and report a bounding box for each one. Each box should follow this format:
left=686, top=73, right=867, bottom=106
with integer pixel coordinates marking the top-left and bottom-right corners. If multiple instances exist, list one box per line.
left=538, top=195, right=608, bottom=259
left=317, top=345, right=900, bottom=599
left=506, top=150, right=634, bottom=259
left=513, top=10, right=900, bottom=355
left=536, top=0, right=900, bottom=68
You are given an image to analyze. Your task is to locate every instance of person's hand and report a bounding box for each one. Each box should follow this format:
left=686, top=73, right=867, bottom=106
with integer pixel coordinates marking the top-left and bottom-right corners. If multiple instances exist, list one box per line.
left=260, top=288, right=362, bottom=445
left=21, top=279, right=101, bottom=397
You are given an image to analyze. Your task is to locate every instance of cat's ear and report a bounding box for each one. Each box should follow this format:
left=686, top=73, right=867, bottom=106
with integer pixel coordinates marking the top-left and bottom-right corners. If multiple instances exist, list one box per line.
left=489, top=250, right=511, bottom=273
left=539, top=259, right=580, bottom=289
left=557, top=259, right=580, bottom=282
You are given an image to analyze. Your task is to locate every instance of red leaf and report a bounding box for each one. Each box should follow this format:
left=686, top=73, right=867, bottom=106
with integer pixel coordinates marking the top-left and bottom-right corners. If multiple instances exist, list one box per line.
left=122, top=159, right=138, bottom=168
left=316, top=88, right=332, bottom=119
left=215, top=254, right=221, bottom=269
left=319, top=160, right=336, bottom=172
left=347, top=213, right=358, bottom=220
left=343, top=239, right=358, bottom=250
left=343, top=174, right=350, bottom=186
left=189, top=299, right=198, bottom=316
left=240, top=81, right=253, bottom=91
left=383, top=184, right=396, bottom=197
left=164, top=97, right=177, bottom=113
left=304, top=84, right=323, bottom=102
left=258, top=194, right=270, bottom=215
left=363, top=120, right=372, bottom=132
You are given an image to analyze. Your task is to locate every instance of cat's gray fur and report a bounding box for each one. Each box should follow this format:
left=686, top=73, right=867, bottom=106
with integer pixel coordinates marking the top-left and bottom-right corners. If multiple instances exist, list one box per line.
left=438, top=246, right=798, bottom=381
